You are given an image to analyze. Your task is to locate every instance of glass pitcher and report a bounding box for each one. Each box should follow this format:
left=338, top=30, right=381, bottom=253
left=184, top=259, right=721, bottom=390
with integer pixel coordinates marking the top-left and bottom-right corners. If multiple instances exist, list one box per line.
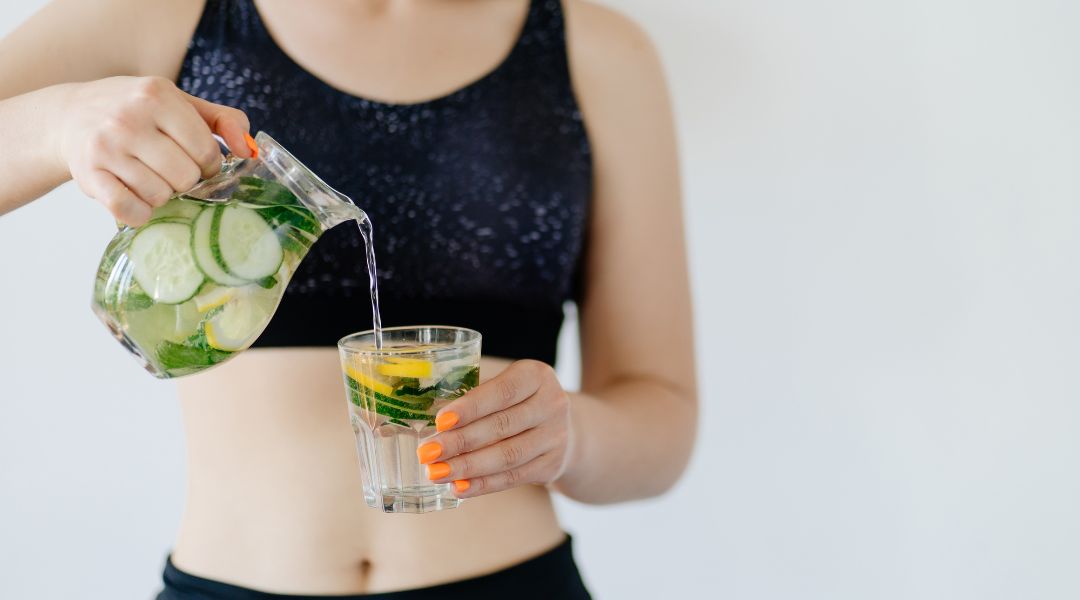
left=91, top=131, right=363, bottom=378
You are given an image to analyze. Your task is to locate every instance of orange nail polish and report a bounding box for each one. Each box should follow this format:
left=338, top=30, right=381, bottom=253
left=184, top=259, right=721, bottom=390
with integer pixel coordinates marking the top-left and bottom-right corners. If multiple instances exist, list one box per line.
left=244, top=132, right=259, bottom=159
left=427, top=462, right=451, bottom=480
left=435, top=412, right=459, bottom=432
left=453, top=480, right=471, bottom=493
left=416, top=441, right=442, bottom=464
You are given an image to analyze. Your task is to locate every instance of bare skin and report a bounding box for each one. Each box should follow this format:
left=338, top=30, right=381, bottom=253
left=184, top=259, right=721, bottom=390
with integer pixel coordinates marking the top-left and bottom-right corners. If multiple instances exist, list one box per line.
left=0, top=0, right=696, bottom=593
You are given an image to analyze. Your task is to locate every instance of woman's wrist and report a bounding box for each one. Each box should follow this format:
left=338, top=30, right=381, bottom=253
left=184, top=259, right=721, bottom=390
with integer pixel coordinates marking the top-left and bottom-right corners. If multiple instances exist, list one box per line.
left=547, top=391, right=594, bottom=498
left=43, top=82, right=79, bottom=179
left=0, top=83, right=80, bottom=214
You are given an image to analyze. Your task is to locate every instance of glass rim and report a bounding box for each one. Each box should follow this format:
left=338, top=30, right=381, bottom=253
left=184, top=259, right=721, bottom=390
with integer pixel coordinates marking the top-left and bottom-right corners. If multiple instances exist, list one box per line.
left=337, top=325, right=482, bottom=356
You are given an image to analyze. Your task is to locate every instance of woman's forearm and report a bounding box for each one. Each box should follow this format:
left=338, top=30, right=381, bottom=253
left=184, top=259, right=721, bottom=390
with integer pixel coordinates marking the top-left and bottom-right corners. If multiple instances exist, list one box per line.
left=0, top=84, right=74, bottom=215
left=553, top=379, right=698, bottom=504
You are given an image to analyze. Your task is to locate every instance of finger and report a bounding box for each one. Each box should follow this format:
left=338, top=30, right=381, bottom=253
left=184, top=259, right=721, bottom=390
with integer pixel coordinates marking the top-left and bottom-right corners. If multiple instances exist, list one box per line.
left=185, top=93, right=253, bottom=159
left=435, top=361, right=543, bottom=432
left=450, top=455, right=556, bottom=498
left=426, top=426, right=553, bottom=483
left=83, top=169, right=151, bottom=226
left=131, top=133, right=203, bottom=193
left=425, top=394, right=545, bottom=460
left=111, top=155, right=174, bottom=207
left=153, top=95, right=224, bottom=179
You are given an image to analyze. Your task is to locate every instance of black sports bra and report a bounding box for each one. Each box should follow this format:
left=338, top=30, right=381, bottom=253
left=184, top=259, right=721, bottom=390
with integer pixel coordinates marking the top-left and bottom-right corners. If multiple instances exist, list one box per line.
left=177, top=0, right=592, bottom=365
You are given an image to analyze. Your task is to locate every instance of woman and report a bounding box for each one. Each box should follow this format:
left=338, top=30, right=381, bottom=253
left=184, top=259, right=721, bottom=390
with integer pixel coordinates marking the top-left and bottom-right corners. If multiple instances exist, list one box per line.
left=0, top=0, right=696, bottom=597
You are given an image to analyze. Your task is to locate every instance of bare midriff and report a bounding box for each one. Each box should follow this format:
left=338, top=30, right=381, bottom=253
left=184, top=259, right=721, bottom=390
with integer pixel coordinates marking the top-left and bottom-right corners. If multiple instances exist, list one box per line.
left=171, top=348, right=564, bottom=594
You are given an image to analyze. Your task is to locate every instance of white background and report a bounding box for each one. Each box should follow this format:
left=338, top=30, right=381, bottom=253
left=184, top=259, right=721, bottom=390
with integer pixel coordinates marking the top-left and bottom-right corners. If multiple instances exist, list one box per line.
left=3, top=0, right=1080, bottom=598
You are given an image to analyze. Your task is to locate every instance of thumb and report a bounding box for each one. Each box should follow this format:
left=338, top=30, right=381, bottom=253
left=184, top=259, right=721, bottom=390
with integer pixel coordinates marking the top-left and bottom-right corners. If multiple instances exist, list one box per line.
left=185, top=94, right=255, bottom=159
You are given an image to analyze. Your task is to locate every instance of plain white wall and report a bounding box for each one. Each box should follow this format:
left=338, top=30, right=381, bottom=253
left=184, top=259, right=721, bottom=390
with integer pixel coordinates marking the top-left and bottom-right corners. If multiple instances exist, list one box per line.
left=3, top=0, right=1080, bottom=598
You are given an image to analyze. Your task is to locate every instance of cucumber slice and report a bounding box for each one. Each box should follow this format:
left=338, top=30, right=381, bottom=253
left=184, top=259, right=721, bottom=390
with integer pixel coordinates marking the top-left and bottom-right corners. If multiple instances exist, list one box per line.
left=211, top=205, right=283, bottom=280
left=150, top=199, right=202, bottom=222
left=347, top=381, right=435, bottom=422
left=146, top=216, right=193, bottom=226
left=128, top=221, right=204, bottom=304
left=192, top=208, right=248, bottom=286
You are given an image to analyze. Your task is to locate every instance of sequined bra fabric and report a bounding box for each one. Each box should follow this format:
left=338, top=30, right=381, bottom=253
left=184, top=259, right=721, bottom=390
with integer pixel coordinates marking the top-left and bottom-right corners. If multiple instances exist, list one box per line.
left=178, top=0, right=592, bottom=364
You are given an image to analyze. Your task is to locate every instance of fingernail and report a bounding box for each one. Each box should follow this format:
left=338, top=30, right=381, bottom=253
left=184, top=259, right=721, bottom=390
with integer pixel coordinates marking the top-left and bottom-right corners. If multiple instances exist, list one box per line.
left=427, top=462, right=451, bottom=480
left=244, top=132, right=259, bottom=159
left=416, top=441, right=442, bottom=464
left=435, top=412, right=459, bottom=432
left=453, top=480, right=471, bottom=493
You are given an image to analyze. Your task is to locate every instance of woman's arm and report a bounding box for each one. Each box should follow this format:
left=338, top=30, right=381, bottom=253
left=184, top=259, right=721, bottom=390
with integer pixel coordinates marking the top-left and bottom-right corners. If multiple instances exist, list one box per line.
left=0, top=0, right=251, bottom=223
left=552, top=0, right=697, bottom=503
left=415, top=2, right=697, bottom=505
left=0, top=86, right=75, bottom=213
left=0, top=0, right=140, bottom=213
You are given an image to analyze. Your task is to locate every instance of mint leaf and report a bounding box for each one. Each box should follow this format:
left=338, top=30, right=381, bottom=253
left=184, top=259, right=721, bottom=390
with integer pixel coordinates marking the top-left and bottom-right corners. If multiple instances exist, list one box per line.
left=235, top=177, right=298, bottom=206
left=156, top=312, right=233, bottom=372
left=125, top=290, right=154, bottom=311
left=437, top=366, right=479, bottom=393
left=261, top=205, right=321, bottom=236
left=156, top=340, right=231, bottom=371
left=232, top=176, right=321, bottom=236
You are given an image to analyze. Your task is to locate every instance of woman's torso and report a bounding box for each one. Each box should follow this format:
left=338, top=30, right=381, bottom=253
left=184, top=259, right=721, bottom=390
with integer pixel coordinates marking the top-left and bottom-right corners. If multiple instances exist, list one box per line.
left=174, top=351, right=565, bottom=593
left=166, top=0, right=591, bottom=593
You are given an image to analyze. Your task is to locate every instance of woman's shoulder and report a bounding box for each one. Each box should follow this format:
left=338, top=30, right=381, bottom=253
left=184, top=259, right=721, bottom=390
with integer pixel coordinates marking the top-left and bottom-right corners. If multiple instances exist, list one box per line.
left=563, top=0, right=660, bottom=69
left=562, top=1, right=670, bottom=130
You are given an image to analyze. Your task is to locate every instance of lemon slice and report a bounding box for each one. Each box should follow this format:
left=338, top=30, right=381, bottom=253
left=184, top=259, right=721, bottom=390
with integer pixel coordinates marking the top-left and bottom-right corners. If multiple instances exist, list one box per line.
left=345, top=365, right=394, bottom=396
left=204, top=303, right=265, bottom=351
left=193, top=286, right=237, bottom=312
left=376, top=359, right=433, bottom=378
left=204, top=284, right=278, bottom=351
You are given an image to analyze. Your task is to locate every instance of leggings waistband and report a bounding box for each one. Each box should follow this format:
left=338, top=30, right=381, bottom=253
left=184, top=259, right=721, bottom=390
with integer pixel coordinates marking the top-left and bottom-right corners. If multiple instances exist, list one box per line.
left=159, top=534, right=591, bottom=599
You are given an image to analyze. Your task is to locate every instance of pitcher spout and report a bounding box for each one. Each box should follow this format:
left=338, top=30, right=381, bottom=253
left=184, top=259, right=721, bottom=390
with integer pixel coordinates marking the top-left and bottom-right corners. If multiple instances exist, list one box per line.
left=253, top=131, right=365, bottom=230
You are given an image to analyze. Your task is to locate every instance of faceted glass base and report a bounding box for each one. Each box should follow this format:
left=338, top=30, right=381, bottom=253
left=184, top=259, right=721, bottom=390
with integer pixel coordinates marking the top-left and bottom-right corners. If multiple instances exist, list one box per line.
left=370, top=485, right=462, bottom=514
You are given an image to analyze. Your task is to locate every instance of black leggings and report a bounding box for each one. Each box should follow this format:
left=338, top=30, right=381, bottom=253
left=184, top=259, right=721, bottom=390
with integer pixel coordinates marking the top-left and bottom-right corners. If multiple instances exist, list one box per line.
left=157, top=535, right=591, bottom=599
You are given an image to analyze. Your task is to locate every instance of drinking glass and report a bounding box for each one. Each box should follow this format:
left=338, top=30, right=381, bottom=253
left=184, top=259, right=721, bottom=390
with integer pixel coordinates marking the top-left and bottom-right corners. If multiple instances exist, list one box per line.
left=338, top=326, right=481, bottom=513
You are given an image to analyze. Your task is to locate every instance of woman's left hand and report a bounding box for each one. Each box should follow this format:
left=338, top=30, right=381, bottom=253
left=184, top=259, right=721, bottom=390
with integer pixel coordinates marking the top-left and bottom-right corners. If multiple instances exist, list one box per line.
left=416, top=359, right=573, bottom=497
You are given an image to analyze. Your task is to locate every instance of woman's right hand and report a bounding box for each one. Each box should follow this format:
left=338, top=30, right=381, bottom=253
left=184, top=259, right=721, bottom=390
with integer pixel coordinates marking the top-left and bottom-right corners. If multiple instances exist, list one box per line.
left=54, top=76, right=253, bottom=227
